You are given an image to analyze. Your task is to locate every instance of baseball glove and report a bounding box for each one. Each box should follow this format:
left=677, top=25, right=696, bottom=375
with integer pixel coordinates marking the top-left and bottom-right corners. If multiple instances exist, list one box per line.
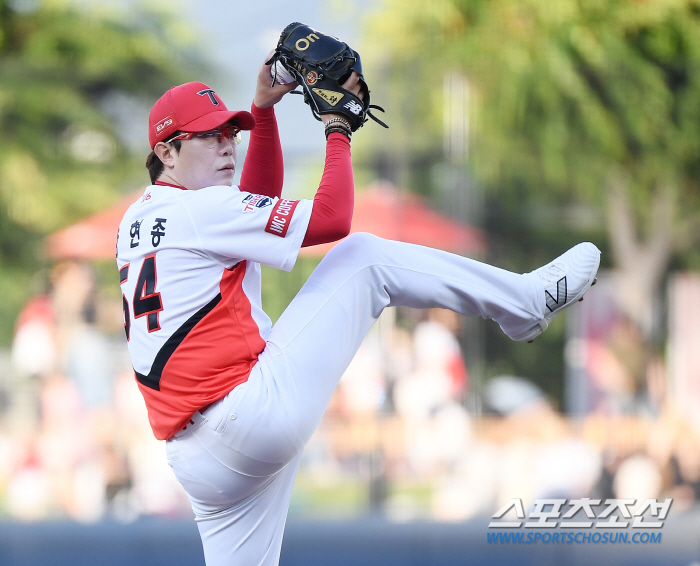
left=267, top=22, right=388, bottom=132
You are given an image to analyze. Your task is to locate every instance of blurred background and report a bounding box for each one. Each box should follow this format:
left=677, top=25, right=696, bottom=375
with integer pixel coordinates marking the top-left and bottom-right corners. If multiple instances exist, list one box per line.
left=1, top=0, right=700, bottom=564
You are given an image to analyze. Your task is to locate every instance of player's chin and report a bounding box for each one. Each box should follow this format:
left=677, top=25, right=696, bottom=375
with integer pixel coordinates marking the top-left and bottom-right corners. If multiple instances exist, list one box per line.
left=215, top=168, right=235, bottom=186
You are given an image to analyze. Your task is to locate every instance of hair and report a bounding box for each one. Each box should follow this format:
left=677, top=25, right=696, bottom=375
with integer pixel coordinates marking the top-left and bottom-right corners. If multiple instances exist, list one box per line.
left=146, top=138, right=181, bottom=184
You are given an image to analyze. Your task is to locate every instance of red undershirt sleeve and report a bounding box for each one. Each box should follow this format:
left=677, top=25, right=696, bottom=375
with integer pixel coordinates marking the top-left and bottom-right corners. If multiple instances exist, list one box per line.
left=238, top=103, right=284, bottom=198
left=301, top=132, right=354, bottom=247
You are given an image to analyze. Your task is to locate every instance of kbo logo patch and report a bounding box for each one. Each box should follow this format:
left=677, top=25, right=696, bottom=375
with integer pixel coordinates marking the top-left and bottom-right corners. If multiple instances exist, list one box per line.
left=242, top=194, right=273, bottom=213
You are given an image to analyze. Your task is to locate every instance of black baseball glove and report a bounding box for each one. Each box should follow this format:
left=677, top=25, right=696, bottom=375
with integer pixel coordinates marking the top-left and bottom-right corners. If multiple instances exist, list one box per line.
left=267, top=22, right=388, bottom=132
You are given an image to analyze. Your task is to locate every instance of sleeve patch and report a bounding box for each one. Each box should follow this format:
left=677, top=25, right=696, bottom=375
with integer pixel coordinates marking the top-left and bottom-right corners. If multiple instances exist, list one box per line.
left=265, top=199, right=300, bottom=238
left=242, top=194, right=274, bottom=212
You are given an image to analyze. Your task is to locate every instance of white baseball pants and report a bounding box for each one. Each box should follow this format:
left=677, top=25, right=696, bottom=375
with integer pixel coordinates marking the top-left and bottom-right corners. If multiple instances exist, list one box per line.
left=165, top=233, right=544, bottom=566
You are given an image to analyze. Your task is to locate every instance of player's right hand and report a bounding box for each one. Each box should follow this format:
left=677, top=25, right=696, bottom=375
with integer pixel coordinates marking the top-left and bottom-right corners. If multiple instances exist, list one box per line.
left=253, top=51, right=298, bottom=109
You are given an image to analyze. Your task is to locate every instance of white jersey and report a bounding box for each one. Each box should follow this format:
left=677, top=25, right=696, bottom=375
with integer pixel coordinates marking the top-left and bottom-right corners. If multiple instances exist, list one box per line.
left=116, top=184, right=312, bottom=439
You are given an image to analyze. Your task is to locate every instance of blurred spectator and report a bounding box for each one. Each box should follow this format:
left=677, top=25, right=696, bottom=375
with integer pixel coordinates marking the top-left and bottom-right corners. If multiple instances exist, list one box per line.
left=586, top=339, right=637, bottom=415
left=9, top=294, right=56, bottom=429
left=669, top=435, right=700, bottom=511
left=590, top=451, right=622, bottom=501
left=482, top=376, right=601, bottom=509
left=394, top=309, right=469, bottom=422
left=392, top=311, right=472, bottom=484
left=613, top=453, right=663, bottom=513
left=482, top=375, right=547, bottom=417
left=11, top=295, right=56, bottom=380
left=51, top=261, right=114, bottom=409
left=336, top=339, right=386, bottom=418
left=584, top=314, right=660, bottom=417
left=412, top=309, right=469, bottom=402
left=381, top=326, right=413, bottom=414
left=6, top=443, right=52, bottom=522
left=36, top=373, right=92, bottom=520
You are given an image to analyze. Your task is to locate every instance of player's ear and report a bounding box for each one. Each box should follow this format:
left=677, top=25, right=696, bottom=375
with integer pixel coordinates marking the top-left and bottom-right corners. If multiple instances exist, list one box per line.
left=154, top=142, right=177, bottom=169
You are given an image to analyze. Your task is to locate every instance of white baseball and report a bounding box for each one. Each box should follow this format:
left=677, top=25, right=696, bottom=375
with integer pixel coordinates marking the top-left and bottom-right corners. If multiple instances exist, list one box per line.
left=271, top=61, right=295, bottom=85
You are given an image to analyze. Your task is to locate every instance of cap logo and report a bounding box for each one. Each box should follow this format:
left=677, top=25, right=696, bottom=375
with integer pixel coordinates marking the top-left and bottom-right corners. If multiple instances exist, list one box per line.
left=197, top=89, right=219, bottom=106
left=155, top=116, right=174, bottom=134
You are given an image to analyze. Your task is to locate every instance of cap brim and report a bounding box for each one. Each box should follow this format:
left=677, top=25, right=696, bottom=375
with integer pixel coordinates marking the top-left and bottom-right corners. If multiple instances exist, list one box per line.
left=181, top=110, right=256, bottom=132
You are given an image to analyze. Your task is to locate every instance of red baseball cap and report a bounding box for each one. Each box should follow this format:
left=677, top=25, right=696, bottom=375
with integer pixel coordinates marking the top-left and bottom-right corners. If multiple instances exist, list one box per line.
left=148, top=82, right=256, bottom=148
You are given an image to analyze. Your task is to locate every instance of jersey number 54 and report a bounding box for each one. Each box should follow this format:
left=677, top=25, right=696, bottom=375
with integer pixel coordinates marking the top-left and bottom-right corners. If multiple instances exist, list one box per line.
left=119, top=255, right=164, bottom=340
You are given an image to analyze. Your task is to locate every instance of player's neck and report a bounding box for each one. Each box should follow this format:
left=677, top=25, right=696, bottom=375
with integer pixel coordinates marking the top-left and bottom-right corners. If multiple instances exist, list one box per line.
left=155, top=180, right=188, bottom=190
left=155, top=174, right=188, bottom=190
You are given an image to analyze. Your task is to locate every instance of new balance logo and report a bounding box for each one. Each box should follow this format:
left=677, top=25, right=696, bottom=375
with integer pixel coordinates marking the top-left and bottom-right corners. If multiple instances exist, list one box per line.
left=344, top=100, right=363, bottom=115
left=545, top=276, right=567, bottom=312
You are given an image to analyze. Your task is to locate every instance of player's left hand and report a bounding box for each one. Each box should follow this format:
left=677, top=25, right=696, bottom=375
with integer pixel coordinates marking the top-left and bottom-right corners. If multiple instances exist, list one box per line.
left=320, top=72, right=363, bottom=124
left=253, top=51, right=298, bottom=109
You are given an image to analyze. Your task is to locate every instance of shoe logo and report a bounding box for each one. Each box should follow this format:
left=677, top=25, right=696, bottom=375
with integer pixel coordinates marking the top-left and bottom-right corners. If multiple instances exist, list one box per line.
left=545, top=276, right=567, bottom=312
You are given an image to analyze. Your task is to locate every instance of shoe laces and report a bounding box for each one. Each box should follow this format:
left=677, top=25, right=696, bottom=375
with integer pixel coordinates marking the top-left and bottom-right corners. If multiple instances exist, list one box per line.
left=535, top=262, right=565, bottom=283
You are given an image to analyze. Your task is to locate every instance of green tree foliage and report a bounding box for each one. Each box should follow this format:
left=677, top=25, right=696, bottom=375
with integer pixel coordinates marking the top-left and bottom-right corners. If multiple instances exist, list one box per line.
left=0, top=0, right=198, bottom=342
left=363, top=0, right=700, bottom=336
left=451, top=0, right=700, bottom=340
left=358, top=0, right=700, bottom=406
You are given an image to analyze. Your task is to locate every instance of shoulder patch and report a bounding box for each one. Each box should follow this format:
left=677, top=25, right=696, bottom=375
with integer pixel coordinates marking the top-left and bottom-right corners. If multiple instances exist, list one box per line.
left=265, top=199, right=300, bottom=237
left=242, top=194, right=274, bottom=212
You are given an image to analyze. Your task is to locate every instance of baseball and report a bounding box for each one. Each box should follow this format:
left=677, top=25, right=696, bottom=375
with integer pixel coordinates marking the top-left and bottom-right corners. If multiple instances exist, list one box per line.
left=271, top=61, right=295, bottom=85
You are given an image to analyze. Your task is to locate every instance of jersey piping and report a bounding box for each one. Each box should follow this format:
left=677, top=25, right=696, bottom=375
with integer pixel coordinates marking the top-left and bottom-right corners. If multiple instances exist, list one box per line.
left=135, top=292, right=222, bottom=390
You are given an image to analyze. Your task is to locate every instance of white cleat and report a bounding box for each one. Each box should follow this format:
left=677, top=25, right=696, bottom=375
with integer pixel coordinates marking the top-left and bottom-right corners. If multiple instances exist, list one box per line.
left=512, top=242, right=601, bottom=343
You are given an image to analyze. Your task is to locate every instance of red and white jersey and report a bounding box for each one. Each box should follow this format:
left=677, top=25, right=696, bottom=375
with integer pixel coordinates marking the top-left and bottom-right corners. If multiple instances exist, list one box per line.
left=116, top=184, right=312, bottom=440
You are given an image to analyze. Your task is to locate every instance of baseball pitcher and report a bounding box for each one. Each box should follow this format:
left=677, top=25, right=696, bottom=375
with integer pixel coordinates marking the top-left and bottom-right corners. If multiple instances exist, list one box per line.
left=116, top=24, right=600, bottom=566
